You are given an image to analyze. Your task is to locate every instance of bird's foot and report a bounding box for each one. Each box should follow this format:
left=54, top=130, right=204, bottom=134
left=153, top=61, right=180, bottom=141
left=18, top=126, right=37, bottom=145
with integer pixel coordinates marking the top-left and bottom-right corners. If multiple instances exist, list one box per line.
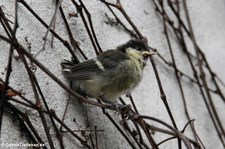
left=99, top=97, right=131, bottom=114
left=114, top=103, right=131, bottom=114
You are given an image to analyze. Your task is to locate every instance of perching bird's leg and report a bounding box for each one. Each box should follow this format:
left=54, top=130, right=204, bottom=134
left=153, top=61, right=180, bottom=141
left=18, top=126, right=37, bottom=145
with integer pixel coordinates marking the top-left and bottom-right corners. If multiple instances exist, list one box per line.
left=99, top=96, right=130, bottom=113
left=126, top=93, right=131, bottom=98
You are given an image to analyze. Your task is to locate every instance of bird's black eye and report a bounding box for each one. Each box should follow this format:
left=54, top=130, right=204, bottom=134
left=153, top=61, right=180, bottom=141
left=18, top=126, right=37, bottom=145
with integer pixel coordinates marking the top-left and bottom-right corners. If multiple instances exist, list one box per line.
left=135, top=47, right=141, bottom=51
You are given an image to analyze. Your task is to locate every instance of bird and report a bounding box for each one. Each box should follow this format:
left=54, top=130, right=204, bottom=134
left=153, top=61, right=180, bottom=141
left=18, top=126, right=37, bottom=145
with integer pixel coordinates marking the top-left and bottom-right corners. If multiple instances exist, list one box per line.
left=61, top=39, right=156, bottom=108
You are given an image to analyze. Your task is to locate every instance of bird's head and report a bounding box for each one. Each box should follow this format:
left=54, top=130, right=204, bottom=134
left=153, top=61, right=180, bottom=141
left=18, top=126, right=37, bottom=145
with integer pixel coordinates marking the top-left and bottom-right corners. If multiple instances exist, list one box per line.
left=117, top=39, right=156, bottom=61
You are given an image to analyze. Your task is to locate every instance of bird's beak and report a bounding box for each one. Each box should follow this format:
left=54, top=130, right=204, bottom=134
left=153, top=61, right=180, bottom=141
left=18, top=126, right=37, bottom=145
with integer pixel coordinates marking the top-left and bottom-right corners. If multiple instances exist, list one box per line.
left=141, top=51, right=157, bottom=59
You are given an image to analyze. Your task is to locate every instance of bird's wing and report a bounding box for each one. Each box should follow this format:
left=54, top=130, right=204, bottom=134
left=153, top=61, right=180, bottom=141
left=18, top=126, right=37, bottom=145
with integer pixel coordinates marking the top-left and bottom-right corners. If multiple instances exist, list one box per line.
left=63, top=59, right=100, bottom=80
left=97, top=50, right=129, bottom=69
left=62, top=50, right=128, bottom=80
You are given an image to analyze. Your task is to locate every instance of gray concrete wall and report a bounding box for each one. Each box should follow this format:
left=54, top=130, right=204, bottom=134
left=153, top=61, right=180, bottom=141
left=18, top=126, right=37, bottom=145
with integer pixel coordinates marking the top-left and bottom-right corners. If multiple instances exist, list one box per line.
left=0, top=0, right=225, bottom=148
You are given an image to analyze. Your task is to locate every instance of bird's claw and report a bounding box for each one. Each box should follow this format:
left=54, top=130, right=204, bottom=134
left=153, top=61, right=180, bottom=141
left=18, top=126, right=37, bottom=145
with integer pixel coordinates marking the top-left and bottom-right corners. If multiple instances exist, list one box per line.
left=114, top=104, right=131, bottom=114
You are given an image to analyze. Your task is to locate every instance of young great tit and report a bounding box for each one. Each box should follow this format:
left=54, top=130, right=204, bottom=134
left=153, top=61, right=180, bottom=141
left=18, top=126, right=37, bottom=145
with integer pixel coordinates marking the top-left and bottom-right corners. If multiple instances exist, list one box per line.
left=61, top=39, right=156, bottom=106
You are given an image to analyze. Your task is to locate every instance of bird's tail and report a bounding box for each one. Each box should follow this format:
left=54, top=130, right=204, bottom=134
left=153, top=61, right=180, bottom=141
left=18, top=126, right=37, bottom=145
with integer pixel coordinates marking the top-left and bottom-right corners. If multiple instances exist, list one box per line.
left=61, top=59, right=75, bottom=79
left=61, top=59, right=75, bottom=69
left=61, top=60, right=87, bottom=97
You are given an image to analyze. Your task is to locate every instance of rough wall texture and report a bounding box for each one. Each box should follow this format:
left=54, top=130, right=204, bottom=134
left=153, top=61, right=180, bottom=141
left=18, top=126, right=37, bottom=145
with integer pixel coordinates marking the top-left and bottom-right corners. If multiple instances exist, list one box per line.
left=0, top=0, right=225, bottom=149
